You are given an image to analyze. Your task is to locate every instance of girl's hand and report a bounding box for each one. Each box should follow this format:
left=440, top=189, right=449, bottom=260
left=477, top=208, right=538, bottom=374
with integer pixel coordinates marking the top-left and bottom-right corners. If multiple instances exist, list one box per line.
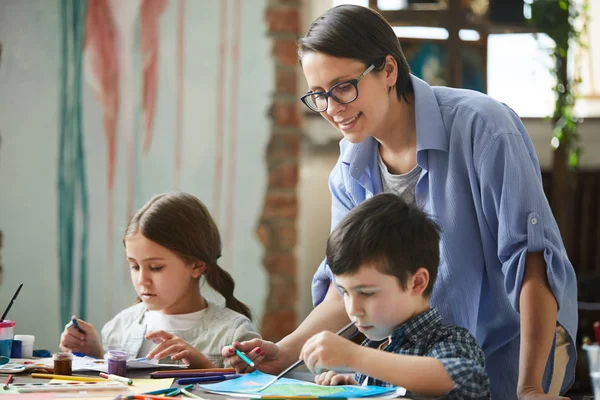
left=145, top=330, right=214, bottom=369
left=315, top=370, right=358, bottom=386
left=299, top=331, right=358, bottom=373
left=59, top=315, right=103, bottom=358
left=221, top=339, right=282, bottom=374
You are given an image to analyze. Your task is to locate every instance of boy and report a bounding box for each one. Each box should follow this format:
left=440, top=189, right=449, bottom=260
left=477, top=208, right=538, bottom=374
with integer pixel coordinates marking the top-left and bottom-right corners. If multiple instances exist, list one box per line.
left=299, top=193, right=490, bottom=399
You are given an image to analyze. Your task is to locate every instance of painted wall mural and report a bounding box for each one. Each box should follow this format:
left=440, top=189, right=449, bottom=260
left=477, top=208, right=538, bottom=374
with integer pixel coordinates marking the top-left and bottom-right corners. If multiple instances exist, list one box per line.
left=0, top=0, right=271, bottom=345
left=58, top=0, right=89, bottom=323
left=57, top=0, right=250, bottom=321
left=81, top=0, right=169, bottom=318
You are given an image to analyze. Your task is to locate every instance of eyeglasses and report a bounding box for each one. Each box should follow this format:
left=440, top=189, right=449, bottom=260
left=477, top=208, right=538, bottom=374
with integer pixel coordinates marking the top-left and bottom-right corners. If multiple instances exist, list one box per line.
left=301, top=64, right=375, bottom=113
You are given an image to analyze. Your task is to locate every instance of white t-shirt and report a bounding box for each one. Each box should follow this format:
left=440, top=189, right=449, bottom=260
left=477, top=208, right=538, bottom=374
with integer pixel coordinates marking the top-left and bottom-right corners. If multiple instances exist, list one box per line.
left=138, top=309, right=208, bottom=357
left=101, top=300, right=260, bottom=367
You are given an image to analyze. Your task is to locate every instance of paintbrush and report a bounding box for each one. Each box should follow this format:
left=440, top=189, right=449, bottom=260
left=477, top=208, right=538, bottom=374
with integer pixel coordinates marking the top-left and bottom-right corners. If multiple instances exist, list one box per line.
left=0, top=283, right=23, bottom=321
left=256, top=320, right=357, bottom=392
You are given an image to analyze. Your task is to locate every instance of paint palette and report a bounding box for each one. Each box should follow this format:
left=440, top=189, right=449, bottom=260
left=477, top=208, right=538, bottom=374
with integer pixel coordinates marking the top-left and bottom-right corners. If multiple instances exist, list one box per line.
left=0, top=363, right=29, bottom=373
left=10, top=380, right=131, bottom=393
left=0, top=361, right=52, bottom=374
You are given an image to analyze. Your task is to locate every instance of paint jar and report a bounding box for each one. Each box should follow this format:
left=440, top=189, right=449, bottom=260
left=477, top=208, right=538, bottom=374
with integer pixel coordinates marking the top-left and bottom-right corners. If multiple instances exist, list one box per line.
left=53, top=352, right=73, bottom=375
left=0, top=320, right=15, bottom=358
left=13, top=335, right=34, bottom=358
left=107, top=350, right=128, bottom=377
left=10, top=340, right=22, bottom=358
left=584, top=344, right=600, bottom=400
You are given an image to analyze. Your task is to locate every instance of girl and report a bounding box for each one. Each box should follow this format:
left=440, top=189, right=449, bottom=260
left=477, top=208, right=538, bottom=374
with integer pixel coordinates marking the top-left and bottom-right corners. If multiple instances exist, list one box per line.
left=224, top=5, right=576, bottom=400
left=60, top=192, right=260, bottom=368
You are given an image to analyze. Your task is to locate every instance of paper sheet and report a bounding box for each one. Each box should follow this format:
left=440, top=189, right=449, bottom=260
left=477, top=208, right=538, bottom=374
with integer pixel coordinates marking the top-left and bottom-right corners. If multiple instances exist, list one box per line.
left=3, top=377, right=174, bottom=399
left=50, top=378, right=174, bottom=399
left=198, top=370, right=405, bottom=398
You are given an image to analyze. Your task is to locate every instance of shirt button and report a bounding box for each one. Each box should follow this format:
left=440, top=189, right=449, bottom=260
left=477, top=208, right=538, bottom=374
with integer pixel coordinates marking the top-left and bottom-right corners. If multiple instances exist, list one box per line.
left=531, top=218, right=538, bottom=225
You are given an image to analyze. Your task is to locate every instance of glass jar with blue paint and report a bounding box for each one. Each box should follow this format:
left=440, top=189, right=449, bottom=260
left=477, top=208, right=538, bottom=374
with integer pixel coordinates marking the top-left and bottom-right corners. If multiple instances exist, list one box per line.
left=0, top=320, right=15, bottom=358
left=107, top=350, right=128, bottom=377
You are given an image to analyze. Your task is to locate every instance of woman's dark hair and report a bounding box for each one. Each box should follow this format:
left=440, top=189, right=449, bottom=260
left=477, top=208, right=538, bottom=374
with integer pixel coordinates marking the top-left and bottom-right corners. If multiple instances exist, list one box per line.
left=298, top=5, right=413, bottom=101
left=124, top=192, right=252, bottom=319
left=327, top=193, right=440, bottom=297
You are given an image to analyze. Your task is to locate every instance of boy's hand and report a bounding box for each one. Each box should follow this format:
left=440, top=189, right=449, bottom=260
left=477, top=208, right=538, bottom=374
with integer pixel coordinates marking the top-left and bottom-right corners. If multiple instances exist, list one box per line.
left=299, top=331, right=358, bottom=373
left=221, top=339, right=281, bottom=374
left=59, top=315, right=103, bottom=358
left=315, top=370, right=358, bottom=386
left=145, top=330, right=214, bottom=369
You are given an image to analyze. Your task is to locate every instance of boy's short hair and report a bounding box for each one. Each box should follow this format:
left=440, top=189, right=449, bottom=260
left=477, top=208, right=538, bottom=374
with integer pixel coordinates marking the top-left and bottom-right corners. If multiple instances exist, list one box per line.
left=326, top=193, right=441, bottom=296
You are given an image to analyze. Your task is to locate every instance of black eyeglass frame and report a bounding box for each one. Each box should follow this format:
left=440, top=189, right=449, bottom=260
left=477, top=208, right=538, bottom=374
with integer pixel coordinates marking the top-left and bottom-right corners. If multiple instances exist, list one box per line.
left=300, top=64, right=376, bottom=113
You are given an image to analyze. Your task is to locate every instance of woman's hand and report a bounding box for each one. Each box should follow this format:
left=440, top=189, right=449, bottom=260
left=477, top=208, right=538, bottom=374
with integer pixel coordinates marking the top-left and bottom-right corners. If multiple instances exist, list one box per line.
left=315, top=370, right=358, bottom=386
left=517, top=386, right=569, bottom=400
left=59, top=315, right=104, bottom=359
left=221, top=339, right=285, bottom=374
left=145, top=330, right=214, bottom=369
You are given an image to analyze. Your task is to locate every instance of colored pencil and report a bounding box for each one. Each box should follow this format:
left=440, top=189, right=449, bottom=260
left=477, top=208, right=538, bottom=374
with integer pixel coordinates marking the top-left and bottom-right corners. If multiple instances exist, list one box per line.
left=164, top=383, right=194, bottom=396
left=149, top=370, right=237, bottom=379
left=132, top=395, right=175, bottom=400
left=176, top=374, right=240, bottom=385
left=150, top=367, right=235, bottom=375
left=3, top=374, right=13, bottom=390
left=100, top=372, right=133, bottom=385
left=31, top=373, right=107, bottom=382
left=70, top=317, right=86, bottom=334
left=233, top=346, right=255, bottom=367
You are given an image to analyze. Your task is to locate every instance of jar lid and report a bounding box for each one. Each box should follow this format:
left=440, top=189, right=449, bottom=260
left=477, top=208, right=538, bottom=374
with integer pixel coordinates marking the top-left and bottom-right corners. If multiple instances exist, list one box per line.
left=53, top=352, right=73, bottom=360
left=13, top=334, right=34, bottom=341
left=107, top=350, right=128, bottom=361
left=0, top=320, right=15, bottom=328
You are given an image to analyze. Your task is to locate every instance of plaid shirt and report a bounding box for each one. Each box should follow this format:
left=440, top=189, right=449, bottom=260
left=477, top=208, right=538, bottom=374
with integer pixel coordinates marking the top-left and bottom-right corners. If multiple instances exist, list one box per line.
left=355, top=308, right=490, bottom=399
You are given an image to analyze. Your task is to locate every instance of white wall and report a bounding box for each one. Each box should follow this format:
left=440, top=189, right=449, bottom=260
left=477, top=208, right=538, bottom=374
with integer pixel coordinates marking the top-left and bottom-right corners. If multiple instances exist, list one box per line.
left=0, top=0, right=272, bottom=350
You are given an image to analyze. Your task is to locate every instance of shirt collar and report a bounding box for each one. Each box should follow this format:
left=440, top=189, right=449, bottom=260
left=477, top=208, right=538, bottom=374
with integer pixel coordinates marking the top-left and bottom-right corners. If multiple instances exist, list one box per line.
left=412, top=74, right=448, bottom=154
left=340, top=74, right=448, bottom=178
left=364, top=307, right=443, bottom=348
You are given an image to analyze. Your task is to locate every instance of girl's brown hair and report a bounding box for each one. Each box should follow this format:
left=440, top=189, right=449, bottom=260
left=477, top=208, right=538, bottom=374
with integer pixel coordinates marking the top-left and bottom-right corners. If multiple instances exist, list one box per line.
left=124, top=192, right=252, bottom=319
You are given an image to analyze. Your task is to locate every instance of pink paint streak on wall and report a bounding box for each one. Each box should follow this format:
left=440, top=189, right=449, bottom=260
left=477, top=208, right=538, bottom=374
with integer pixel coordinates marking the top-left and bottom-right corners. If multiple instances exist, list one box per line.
left=108, top=0, right=141, bottom=222
left=84, top=0, right=120, bottom=192
left=141, top=0, right=168, bottom=154
left=84, top=0, right=121, bottom=319
left=174, top=0, right=184, bottom=189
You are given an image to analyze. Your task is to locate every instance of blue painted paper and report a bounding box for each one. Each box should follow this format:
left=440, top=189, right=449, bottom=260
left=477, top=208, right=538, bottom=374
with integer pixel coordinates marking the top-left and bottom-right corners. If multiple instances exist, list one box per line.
left=198, top=370, right=401, bottom=398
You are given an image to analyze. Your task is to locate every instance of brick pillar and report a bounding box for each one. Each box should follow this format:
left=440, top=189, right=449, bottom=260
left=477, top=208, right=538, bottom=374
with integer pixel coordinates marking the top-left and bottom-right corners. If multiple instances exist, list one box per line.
left=258, top=1, right=302, bottom=341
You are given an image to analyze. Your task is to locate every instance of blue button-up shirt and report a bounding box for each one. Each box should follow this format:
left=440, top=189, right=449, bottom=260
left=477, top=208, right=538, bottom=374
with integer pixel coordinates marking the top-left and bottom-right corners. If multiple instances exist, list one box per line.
left=357, top=308, right=490, bottom=399
left=311, top=75, right=578, bottom=399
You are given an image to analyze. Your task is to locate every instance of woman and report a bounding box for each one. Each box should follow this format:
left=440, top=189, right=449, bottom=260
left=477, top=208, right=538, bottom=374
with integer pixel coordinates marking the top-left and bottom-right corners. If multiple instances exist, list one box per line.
left=224, top=5, right=576, bottom=399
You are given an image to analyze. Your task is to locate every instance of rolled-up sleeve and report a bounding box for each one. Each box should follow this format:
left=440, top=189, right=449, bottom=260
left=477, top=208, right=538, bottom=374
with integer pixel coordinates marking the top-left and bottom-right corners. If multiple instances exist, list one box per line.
left=429, top=331, right=491, bottom=399
left=475, top=131, right=573, bottom=313
left=311, top=157, right=356, bottom=306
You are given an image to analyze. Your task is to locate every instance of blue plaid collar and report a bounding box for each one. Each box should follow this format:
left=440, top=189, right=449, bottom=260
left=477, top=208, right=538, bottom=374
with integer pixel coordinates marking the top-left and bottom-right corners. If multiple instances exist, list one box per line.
left=365, top=307, right=443, bottom=348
